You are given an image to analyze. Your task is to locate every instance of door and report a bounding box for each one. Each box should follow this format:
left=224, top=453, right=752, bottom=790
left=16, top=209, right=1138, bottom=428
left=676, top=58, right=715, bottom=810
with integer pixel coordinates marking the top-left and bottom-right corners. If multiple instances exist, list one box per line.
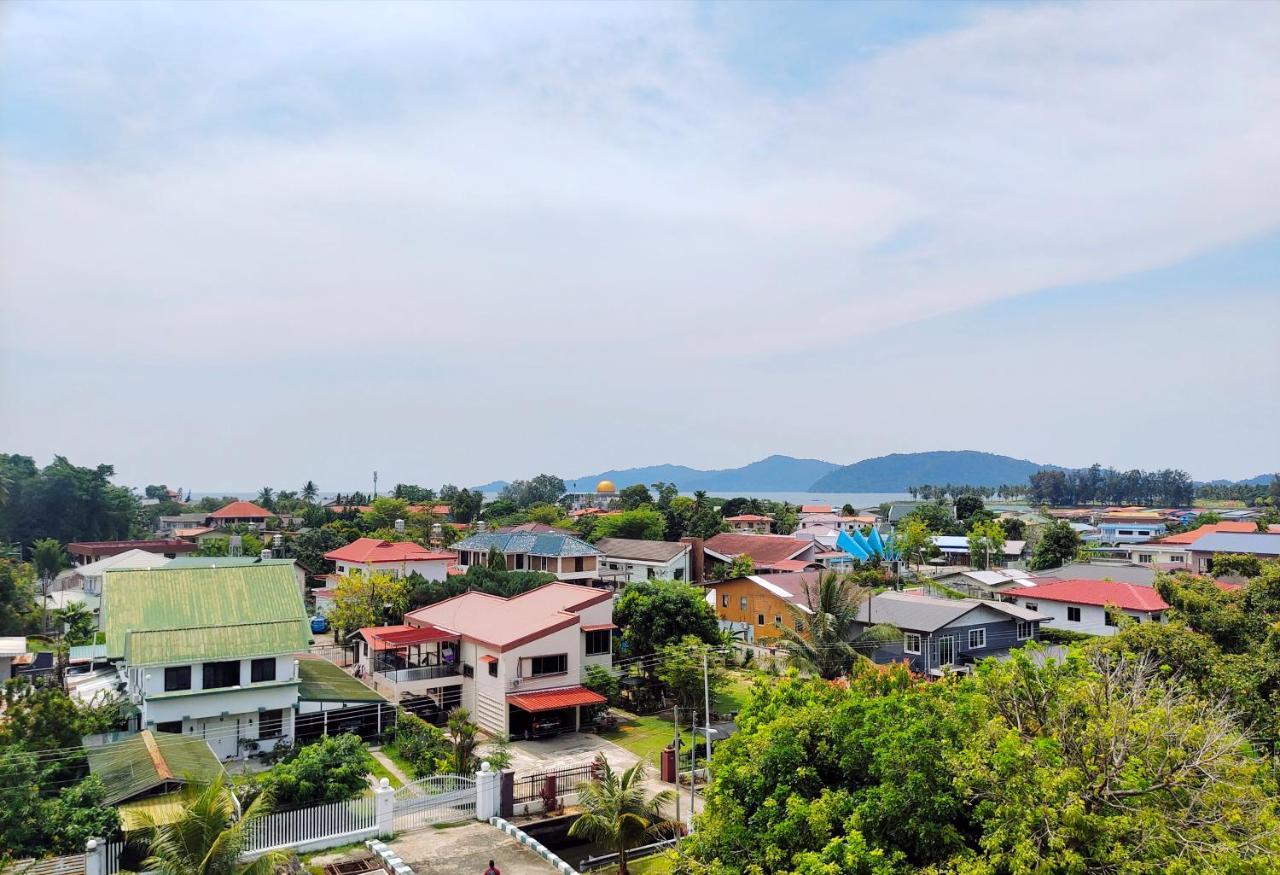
left=937, top=636, right=955, bottom=666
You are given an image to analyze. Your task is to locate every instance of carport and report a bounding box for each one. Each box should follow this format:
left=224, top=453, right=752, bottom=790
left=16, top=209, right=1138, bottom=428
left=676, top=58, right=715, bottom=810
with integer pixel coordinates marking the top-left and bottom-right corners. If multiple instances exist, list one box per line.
left=507, top=686, right=607, bottom=738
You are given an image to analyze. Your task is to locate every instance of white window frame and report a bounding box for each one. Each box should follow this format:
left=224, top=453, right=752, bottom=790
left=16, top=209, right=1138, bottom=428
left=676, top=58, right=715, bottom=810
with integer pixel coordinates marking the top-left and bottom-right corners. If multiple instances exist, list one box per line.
left=1016, top=621, right=1032, bottom=641
left=903, top=633, right=921, bottom=655
left=968, top=628, right=986, bottom=650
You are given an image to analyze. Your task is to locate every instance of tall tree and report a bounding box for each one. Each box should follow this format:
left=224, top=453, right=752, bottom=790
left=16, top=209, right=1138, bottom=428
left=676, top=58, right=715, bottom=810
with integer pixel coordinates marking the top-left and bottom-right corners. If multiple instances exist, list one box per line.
left=614, top=579, right=721, bottom=659
left=141, top=776, right=288, bottom=875
left=255, top=487, right=275, bottom=511
left=1029, top=520, right=1082, bottom=570
left=778, top=572, right=893, bottom=680
left=966, top=518, right=1006, bottom=570
left=301, top=480, right=319, bottom=505
left=569, top=754, right=675, bottom=875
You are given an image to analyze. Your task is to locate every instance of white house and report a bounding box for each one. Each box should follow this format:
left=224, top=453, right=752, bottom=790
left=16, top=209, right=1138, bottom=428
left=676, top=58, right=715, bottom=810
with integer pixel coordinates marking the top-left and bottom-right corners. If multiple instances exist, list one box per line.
left=376, top=582, right=615, bottom=738
left=0, top=637, right=26, bottom=680
left=594, top=538, right=691, bottom=584
left=103, top=563, right=312, bottom=759
left=1008, top=578, right=1170, bottom=637
left=324, top=537, right=456, bottom=582
left=449, top=532, right=604, bottom=583
left=724, top=514, right=772, bottom=534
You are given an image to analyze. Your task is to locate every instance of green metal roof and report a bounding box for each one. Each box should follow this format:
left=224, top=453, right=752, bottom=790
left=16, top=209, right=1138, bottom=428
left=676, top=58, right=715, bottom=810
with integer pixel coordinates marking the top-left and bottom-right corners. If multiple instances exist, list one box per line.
left=124, top=620, right=309, bottom=666
left=85, top=730, right=225, bottom=805
left=297, top=657, right=385, bottom=703
left=164, top=557, right=297, bottom=569
left=103, top=564, right=309, bottom=661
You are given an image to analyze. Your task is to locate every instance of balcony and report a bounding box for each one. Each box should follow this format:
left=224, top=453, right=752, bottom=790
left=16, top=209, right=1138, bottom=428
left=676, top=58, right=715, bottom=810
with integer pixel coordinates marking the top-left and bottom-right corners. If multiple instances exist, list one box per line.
left=376, top=663, right=461, bottom=684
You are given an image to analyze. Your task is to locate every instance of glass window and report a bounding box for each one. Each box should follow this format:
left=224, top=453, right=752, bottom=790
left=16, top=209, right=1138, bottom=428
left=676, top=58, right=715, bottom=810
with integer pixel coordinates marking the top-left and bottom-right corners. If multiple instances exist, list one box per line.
left=1105, top=611, right=1118, bottom=627
left=155, top=720, right=183, bottom=734
left=968, top=628, right=986, bottom=649
left=756, top=613, right=765, bottom=626
left=721, top=594, right=729, bottom=608
left=259, top=708, right=284, bottom=739
left=164, top=666, right=191, bottom=692
left=903, top=633, right=921, bottom=654
left=250, top=658, right=276, bottom=683
left=574, top=557, right=584, bottom=572
left=1017, top=621, right=1032, bottom=640
left=488, top=660, right=498, bottom=677
left=774, top=615, right=782, bottom=627
left=739, top=596, right=748, bottom=611
left=585, top=630, right=611, bottom=656
left=529, top=654, right=568, bottom=677
left=202, top=660, right=240, bottom=689
left=1067, top=606, right=1082, bottom=622
left=1025, top=602, right=1038, bottom=612
left=515, top=554, right=525, bottom=570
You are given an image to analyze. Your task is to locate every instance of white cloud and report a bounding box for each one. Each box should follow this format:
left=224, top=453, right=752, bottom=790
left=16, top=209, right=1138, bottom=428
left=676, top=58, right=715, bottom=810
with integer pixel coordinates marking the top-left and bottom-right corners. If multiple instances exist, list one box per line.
left=1, top=0, right=1277, bottom=485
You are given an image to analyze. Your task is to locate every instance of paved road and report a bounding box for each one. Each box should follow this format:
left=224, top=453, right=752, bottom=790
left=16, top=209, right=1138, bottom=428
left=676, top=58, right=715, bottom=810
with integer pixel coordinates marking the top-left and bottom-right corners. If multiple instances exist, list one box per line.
left=391, top=821, right=554, bottom=875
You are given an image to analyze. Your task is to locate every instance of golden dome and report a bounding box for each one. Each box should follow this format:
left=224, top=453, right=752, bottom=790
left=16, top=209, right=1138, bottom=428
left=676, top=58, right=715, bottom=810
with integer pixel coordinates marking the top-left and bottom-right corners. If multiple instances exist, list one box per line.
left=596, top=480, right=616, bottom=494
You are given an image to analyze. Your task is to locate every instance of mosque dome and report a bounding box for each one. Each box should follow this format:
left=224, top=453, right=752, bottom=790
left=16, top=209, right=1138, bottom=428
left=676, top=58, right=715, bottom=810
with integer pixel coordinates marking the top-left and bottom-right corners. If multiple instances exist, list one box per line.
left=596, top=480, right=616, bottom=494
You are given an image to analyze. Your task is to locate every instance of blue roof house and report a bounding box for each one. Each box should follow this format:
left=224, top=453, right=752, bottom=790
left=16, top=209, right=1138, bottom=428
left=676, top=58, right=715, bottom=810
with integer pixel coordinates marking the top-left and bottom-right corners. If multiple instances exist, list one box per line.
left=450, top=531, right=604, bottom=582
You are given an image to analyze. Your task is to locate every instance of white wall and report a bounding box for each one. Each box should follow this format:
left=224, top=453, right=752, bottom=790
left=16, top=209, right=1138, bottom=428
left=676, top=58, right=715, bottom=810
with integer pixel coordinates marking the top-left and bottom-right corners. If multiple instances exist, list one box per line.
left=1010, top=597, right=1164, bottom=637
left=336, top=558, right=450, bottom=582
left=602, top=552, right=689, bottom=584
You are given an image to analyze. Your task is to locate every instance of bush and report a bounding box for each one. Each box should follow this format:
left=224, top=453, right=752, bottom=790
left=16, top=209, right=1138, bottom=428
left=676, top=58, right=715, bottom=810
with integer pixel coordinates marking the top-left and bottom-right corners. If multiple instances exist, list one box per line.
left=394, top=713, right=452, bottom=778
left=260, top=733, right=374, bottom=807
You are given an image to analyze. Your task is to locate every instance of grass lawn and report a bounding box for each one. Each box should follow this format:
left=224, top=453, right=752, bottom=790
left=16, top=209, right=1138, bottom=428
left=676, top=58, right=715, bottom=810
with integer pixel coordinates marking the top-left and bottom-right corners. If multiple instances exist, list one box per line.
left=377, top=742, right=418, bottom=781
left=366, top=756, right=403, bottom=789
left=601, top=712, right=695, bottom=768
left=596, top=852, right=678, bottom=874
left=714, top=672, right=756, bottom=714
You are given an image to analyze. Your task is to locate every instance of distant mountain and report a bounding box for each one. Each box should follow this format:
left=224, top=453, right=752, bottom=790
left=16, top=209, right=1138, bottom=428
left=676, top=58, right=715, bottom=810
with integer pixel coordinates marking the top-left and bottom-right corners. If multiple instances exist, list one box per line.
left=567, top=455, right=841, bottom=492
left=472, top=480, right=510, bottom=493
left=809, top=451, right=1049, bottom=491
left=1197, top=473, right=1277, bottom=487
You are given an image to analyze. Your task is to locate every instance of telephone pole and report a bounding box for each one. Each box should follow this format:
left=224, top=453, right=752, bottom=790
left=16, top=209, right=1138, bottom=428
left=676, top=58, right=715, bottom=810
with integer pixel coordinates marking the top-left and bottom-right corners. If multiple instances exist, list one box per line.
left=702, top=650, right=713, bottom=780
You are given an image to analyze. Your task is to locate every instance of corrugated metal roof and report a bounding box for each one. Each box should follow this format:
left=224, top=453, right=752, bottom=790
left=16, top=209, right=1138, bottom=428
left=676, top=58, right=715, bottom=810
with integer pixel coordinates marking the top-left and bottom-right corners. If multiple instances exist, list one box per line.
left=124, top=620, right=308, bottom=665
left=450, top=531, right=601, bottom=557
left=164, top=556, right=297, bottom=569
left=1187, top=533, right=1280, bottom=555
left=86, top=730, right=224, bottom=805
left=103, top=564, right=309, bottom=661
left=594, top=538, right=689, bottom=563
left=508, top=685, right=607, bottom=712
left=296, top=657, right=384, bottom=702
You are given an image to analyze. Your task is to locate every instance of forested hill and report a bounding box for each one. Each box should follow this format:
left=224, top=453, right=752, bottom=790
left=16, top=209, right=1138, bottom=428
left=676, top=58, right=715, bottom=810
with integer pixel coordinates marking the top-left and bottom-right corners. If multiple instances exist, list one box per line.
left=810, top=450, right=1049, bottom=491
left=569, top=455, right=841, bottom=492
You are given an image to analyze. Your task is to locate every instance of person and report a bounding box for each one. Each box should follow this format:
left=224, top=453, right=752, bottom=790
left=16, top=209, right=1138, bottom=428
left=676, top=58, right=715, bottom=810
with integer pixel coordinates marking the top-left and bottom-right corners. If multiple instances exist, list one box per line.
left=484, top=860, right=500, bottom=875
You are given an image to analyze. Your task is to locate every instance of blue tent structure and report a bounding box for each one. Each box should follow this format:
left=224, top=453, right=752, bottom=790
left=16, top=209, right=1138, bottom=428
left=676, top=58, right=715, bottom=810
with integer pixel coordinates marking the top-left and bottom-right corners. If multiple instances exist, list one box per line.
left=837, top=527, right=898, bottom=563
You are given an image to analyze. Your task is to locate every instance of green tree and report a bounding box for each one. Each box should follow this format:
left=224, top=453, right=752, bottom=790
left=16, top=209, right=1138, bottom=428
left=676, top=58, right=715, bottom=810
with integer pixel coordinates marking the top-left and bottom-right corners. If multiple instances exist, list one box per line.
left=394, top=712, right=453, bottom=777
left=446, top=707, right=479, bottom=775
left=1, top=678, right=120, bottom=780
left=902, top=500, right=960, bottom=535
left=617, top=484, right=654, bottom=510
left=778, top=572, right=894, bottom=680
left=0, top=748, right=120, bottom=859
left=894, top=518, right=934, bottom=570
left=614, top=579, right=721, bottom=659
left=0, top=559, right=36, bottom=635
left=301, top=480, right=319, bottom=504
left=965, top=518, right=1006, bottom=570
left=53, top=601, right=96, bottom=646
left=954, top=493, right=984, bottom=521
left=726, top=554, right=755, bottom=579
left=259, top=733, right=374, bottom=806
left=590, top=508, right=667, bottom=542
left=1028, top=519, right=1082, bottom=570
left=255, top=487, right=275, bottom=511
left=998, top=517, right=1026, bottom=540
left=1210, top=552, right=1262, bottom=578
left=327, top=571, right=409, bottom=641
left=142, top=775, right=287, bottom=875
left=656, top=635, right=725, bottom=710
left=569, top=753, right=675, bottom=875
left=583, top=663, right=621, bottom=709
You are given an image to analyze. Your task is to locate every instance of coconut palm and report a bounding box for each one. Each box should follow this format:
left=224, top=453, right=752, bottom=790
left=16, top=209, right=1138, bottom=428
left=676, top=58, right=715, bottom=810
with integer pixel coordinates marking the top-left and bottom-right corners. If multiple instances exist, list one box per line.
left=301, top=480, right=319, bottom=505
left=255, top=487, right=275, bottom=511
left=779, top=571, right=897, bottom=679
left=141, top=775, right=288, bottom=875
left=569, top=754, right=675, bottom=875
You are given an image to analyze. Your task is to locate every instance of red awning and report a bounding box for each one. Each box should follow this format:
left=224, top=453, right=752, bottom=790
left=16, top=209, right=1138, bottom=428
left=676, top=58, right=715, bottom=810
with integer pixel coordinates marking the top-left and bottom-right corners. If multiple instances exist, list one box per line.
left=580, top=623, right=617, bottom=632
left=507, top=686, right=607, bottom=713
left=362, top=624, right=456, bottom=651
left=479, top=655, right=499, bottom=664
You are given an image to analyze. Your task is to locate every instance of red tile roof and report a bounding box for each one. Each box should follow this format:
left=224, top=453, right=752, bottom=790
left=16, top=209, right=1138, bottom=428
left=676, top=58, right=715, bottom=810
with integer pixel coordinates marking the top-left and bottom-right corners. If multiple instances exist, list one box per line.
left=800, top=505, right=832, bottom=514
left=1020, top=579, right=1169, bottom=612
left=325, top=537, right=455, bottom=564
left=405, top=582, right=610, bottom=652
left=724, top=514, right=773, bottom=522
left=704, top=533, right=811, bottom=565
left=208, top=501, right=273, bottom=519
left=1158, top=522, right=1261, bottom=544
left=357, top=624, right=456, bottom=650
left=508, top=685, right=607, bottom=713
left=759, top=559, right=816, bottom=573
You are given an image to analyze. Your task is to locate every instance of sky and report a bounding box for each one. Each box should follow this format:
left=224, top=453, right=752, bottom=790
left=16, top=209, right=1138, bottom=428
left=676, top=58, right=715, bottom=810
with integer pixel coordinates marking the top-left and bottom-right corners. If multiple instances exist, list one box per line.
left=0, top=0, right=1277, bottom=492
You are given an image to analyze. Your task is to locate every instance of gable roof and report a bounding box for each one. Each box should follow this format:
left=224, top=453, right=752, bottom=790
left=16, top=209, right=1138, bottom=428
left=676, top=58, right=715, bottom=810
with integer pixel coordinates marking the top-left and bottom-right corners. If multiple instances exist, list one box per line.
left=324, top=537, right=455, bottom=564
left=704, top=533, right=812, bottom=565
left=594, top=538, right=690, bottom=563
left=724, top=514, right=773, bottom=523
left=1033, top=562, right=1157, bottom=587
left=207, top=500, right=273, bottom=519
left=450, top=531, right=602, bottom=558
left=1186, top=532, right=1280, bottom=556
left=405, top=581, right=609, bottom=651
left=296, top=656, right=384, bottom=702
left=1157, top=521, right=1261, bottom=544
left=86, top=730, right=224, bottom=805
left=853, top=590, right=1045, bottom=632
left=60, top=549, right=172, bottom=579
left=164, top=556, right=297, bottom=569
left=1017, top=579, right=1169, bottom=611
left=103, top=564, right=309, bottom=661
left=729, top=571, right=823, bottom=614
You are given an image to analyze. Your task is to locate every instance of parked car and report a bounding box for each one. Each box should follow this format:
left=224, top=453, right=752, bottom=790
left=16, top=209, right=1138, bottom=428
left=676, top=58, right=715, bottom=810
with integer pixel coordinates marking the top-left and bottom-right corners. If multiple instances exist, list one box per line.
left=310, top=615, right=329, bottom=633
left=524, top=717, right=562, bottom=739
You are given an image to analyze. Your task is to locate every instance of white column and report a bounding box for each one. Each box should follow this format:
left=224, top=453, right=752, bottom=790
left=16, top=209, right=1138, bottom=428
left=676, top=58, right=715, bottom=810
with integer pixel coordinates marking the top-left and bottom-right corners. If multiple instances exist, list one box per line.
left=475, top=761, right=500, bottom=821
left=84, top=839, right=106, bottom=875
left=373, top=778, right=396, bottom=837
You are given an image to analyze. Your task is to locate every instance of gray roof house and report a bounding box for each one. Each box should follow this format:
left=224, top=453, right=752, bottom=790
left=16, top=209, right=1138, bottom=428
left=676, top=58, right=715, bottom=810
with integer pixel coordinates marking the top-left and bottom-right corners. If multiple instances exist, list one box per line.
left=450, top=531, right=603, bottom=583
left=1032, top=561, right=1157, bottom=587
left=1187, top=532, right=1280, bottom=573
left=851, top=590, right=1049, bottom=676
left=595, top=538, right=691, bottom=586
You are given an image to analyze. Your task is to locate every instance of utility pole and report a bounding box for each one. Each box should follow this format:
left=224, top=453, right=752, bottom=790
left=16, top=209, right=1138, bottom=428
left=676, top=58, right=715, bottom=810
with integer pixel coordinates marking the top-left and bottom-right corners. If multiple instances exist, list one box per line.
left=689, top=709, right=697, bottom=832
left=373, top=470, right=378, bottom=499
left=672, top=704, right=680, bottom=825
left=702, top=650, right=713, bottom=780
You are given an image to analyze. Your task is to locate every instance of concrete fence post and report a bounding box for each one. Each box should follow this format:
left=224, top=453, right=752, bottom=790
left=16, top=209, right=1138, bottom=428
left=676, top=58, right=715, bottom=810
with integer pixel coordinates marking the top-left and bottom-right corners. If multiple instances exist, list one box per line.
left=374, top=777, right=396, bottom=837
left=475, top=761, right=500, bottom=821
left=85, top=838, right=106, bottom=875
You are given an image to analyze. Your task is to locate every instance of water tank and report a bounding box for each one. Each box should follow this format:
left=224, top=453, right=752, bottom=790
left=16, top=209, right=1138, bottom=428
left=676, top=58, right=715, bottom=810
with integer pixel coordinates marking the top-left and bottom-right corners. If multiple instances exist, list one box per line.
left=260, top=549, right=272, bottom=561
left=431, top=523, right=442, bottom=537
left=477, top=520, right=488, bottom=533
left=229, top=535, right=243, bottom=557
left=394, top=518, right=405, bottom=533
left=272, top=534, right=283, bottom=548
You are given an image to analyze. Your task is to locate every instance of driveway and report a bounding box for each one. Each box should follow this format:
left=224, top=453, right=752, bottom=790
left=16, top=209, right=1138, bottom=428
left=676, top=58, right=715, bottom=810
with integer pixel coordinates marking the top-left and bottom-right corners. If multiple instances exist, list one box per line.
left=391, top=821, right=556, bottom=875
left=506, top=731, right=639, bottom=775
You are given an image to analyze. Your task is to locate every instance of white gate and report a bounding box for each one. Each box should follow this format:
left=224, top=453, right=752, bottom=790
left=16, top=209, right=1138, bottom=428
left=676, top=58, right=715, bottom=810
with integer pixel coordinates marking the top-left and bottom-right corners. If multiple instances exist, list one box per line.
left=392, top=774, right=475, bottom=831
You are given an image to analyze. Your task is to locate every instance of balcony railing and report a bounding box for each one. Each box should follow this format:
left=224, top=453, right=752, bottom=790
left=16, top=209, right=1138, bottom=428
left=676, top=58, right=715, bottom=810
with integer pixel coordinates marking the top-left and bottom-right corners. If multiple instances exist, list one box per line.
left=376, top=664, right=461, bottom=684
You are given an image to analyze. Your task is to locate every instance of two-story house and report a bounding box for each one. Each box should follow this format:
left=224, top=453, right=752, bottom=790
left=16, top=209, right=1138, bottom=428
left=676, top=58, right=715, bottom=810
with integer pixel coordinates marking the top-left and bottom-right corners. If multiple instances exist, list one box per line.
left=851, top=590, right=1048, bottom=675
left=1096, top=512, right=1168, bottom=545
left=102, top=563, right=312, bottom=759
left=724, top=514, right=773, bottom=534
left=703, top=571, right=819, bottom=643
left=68, top=539, right=197, bottom=566
left=206, top=500, right=274, bottom=530
left=595, top=538, right=691, bottom=585
left=324, top=537, right=455, bottom=582
left=388, top=582, right=613, bottom=738
left=449, top=531, right=603, bottom=582
left=1007, top=578, right=1170, bottom=636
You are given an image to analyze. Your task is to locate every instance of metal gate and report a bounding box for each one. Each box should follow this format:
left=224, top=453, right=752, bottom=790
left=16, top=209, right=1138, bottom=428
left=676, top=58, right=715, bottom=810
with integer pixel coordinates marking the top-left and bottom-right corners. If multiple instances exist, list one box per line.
left=392, top=773, right=475, bottom=831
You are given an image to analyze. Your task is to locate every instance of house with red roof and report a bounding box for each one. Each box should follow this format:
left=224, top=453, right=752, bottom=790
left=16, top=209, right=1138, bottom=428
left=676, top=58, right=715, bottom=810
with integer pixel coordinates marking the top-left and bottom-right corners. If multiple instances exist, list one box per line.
left=351, top=582, right=614, bottom=738
left=206, top=500, right=274, bottom=530
left=723, top=513, right=773, bottom=534
left=703, top=533, right=817, bottom=575
left=325, top=537, right=455, bottom=582
left=1007, top=578, right=1170, bottom=636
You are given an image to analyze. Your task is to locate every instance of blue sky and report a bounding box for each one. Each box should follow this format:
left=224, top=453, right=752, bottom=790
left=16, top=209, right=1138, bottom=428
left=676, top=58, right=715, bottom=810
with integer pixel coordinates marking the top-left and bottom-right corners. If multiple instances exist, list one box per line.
left=0, top=0, right=1276, bottom=490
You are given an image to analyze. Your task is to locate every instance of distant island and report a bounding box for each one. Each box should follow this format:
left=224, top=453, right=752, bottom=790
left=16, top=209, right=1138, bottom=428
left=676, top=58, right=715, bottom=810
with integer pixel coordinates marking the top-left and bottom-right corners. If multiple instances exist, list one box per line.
left=809, top=450, right=1048, bottom=491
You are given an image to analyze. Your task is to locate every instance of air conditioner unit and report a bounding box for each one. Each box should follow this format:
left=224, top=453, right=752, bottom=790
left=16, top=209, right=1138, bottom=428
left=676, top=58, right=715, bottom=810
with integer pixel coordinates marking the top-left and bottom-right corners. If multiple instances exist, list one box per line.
left=511, top=678, right=521, bottom=687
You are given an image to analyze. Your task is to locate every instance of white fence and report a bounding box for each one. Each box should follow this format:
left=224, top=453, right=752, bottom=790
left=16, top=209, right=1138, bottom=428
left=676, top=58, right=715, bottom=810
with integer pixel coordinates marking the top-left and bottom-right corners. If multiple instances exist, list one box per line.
left=243, top=797, right=377, bottom=855
left=393, top=774, right=475, bottom=831
left=5, top=841, right=122, bottom=875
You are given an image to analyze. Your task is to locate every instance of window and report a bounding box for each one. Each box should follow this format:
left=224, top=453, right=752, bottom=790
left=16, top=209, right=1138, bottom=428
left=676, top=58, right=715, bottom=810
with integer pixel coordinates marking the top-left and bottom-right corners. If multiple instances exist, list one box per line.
left=1024, top=602, right=1038, bottom=613
left=721, top=594, right=729, bottom=608
left=1150, top=613, right=1162, bottom=623
left=202, top=660, right=240, bottom=689
left=774, top=615, right=782, bottom=627
left=1138, top=553, right=1153, bottom=564
left=794, top=619, right=804, bottom=632
left=488, top=660, right=498, bottom=677
left=514, top=554, right=525, bottom=570
left=903, top=633, right=921, bottom=654
left=585, top=629, right=611, bottom=657
left=463, top=664, right=474, bottom=678
left=1067, top=606, right=1082, bottom=622
left=1105, top=611, right=1118, bottom=627
left=1119, top=529, right=1134, bottom=536
left=739, top=596, right=748, bottom=611
left=164, top=666, right=191, bottom=692
left=155, top=720, right=183, bottom=734
left=968, top=628, right=986, bottom=649
left=574, top=557, right=584, bottom=573
left=250, top=658, right=276, bottom=683
left=1016, top=621, right=1033, bottom=641
left=756, top=613, right=765, bottom=626
left=646, top=567, right=656, bottom=580
left=259, top=708, right=284, bottom=739
left=937, top=636, right=955, bottom=665
left=528, top=654, right=568, bottom=677
left=673, top=569, right=684, bottom=580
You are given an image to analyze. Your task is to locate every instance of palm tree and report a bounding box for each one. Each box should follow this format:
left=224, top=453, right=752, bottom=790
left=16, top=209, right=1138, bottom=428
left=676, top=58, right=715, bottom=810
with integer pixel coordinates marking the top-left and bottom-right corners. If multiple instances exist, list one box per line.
left=301, top=481, right=318, bottom=505
left=778, top=571, right=897, bottom=679
left=141, top=776, right=287, bottom=875
left=446, top=707, right=478, bottom=775
left=255, top=487, right=275, bottom=511
left=570, top=754, right=675, bottom=875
